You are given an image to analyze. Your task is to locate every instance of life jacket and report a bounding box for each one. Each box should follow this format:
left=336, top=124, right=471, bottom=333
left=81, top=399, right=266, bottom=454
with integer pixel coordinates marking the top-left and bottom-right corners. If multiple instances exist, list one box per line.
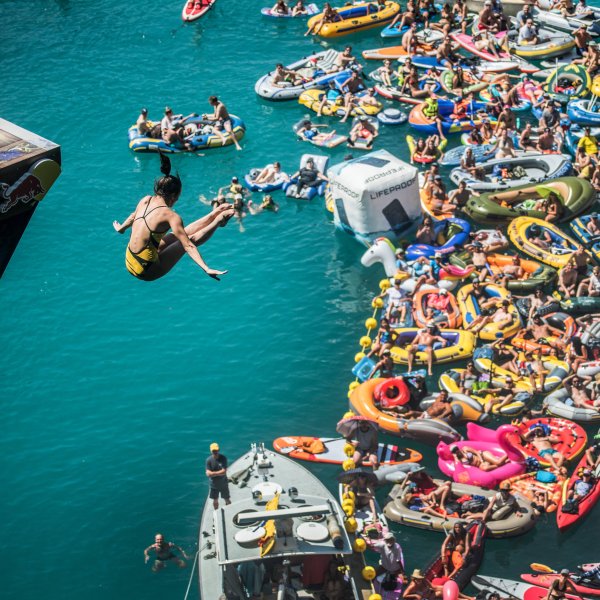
left=423, top=98, right=438, bottom=118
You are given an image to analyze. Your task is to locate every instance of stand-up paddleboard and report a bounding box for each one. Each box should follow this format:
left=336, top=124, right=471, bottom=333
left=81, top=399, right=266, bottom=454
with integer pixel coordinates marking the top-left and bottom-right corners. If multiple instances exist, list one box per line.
left=182, top=0, right=217, bottom=22
left=273, top=436, right=422, bottom=465
left=472, top=576, right=583, bottom=600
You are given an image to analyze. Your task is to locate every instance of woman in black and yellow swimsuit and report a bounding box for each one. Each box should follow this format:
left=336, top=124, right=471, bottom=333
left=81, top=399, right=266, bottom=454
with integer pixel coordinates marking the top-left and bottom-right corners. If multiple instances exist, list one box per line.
left=113, top=154, right=233, bottom=281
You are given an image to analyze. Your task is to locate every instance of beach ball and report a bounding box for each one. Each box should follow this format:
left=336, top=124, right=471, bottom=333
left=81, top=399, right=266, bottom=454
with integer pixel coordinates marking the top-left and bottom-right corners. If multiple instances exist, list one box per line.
left=362, top=566, right=376, bottom=581
left=345, top=517, right=358, bottom=533
left=369, top=595, right=383, bottom=600
left=372, top=298, right=384, bottom=309
left=360, top=336, right=372, bottom=348
left=379, top=279, right=390, bottom=291
left=355, top=352, right=365, bottom=363
left=365, top=317, right=377, bottom=330
left=343, top=459, right=356, bottom=471
left=353, top=538, right=367, bottom=553
left=344, top=443, right=355, bottom=457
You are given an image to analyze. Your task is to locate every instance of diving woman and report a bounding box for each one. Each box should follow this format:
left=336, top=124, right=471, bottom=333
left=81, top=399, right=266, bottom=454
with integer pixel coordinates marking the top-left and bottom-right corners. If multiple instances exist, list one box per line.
left=114, top=153, right=232, bottom=281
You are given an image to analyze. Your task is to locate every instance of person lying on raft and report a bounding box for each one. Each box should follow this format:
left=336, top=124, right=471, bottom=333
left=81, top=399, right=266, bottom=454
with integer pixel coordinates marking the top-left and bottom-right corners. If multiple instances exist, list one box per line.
left=248, top=194, right=279, bottom=214
left=404, top=480, right=453, bottom=518
left=402, top=390, right=455, bottom=421
left=304, top=2, right=340, bottom=36
left=450, top=445, right=509, bottom=471
left=522, top=425, right=566, bottom=470
left=296, top=119, right=338, bottom=144
left=271, top=0, right=289, bottom=14
left=465, top=299, right=514, bottom=336
left=563, top=374, right=600, bottom=409
left=114, top=153, right=231, bottom=281
left=202, top=96, right=242, bottom=151
left=290, top=157, right=328, bottom=198
left=482, top=375, right=518, bottom=414
left=491, top=256, right=527, bottom=288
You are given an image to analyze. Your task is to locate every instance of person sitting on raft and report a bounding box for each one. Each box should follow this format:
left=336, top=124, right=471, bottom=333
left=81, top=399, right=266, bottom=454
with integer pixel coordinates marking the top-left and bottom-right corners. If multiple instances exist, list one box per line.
left=114, top=153, right=231, bottom=281
left=465, top=299, right=514, bottom=336
left=369, top=347, right=396, bottom=379
left=291, top=0, right=309, bottom=16
left=441, top=521, right=470, bottom=578
left=202, top=95, right=242, bottom=151
left=450, top=445, right=509, bottom=471
left=289, top=157, right=328, bottom=198
left=406, top=325, right=449, bottom=376
left=544, top=569, right=586, bottom=600
left=345, top=419, right=380, bottom=470
left=304, top=2, right=340, bottom=36
left=466, top=481, right=523, bottom=522
left=348, top=116, right=378, bottom=149
left=366, top=317, right=395, bottom=359
left=271, top=0, right=289, bottom=14
left=345, top=472, right=379, bottom=521
left=460, top=147, right=486, bottom=181
left=161, top=106, right=196, bottom=149
left=271, top=63, right=306, bottom=87
left=249, top=162, right=288, bottom=186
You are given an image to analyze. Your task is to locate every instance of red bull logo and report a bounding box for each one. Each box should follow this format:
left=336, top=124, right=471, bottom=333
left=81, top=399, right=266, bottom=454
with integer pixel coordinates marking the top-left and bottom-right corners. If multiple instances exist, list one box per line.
left=0, top=164, right=47, bottom=215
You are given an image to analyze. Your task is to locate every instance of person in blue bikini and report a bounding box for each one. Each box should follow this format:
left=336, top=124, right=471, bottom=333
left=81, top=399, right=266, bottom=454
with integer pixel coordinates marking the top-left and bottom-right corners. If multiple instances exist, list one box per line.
left=114, top=153, right=232, bottom=281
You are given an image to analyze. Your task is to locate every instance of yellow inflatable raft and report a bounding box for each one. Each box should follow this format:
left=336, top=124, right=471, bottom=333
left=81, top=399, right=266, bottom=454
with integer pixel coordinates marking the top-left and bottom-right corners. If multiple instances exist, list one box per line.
left=456, top=283, right=521, bottom=341
left=298, top=88, right=383, bottom=117
left=390, top=328, right=476, bottom=365
left=507, top=217, right=585, bottom=269
left=307, top=2, right=400, bottom=37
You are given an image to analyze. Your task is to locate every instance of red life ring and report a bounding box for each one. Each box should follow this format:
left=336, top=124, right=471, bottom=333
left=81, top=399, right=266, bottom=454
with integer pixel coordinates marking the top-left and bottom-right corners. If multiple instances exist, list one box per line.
left=374, top=377, right=410, bottom=408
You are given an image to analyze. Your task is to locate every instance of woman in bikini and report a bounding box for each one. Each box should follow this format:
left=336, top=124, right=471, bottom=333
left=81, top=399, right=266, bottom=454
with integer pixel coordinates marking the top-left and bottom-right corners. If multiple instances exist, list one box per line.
left=450, top=445, right=509, bottom=471
left=114, top=153, right=232, bottom=281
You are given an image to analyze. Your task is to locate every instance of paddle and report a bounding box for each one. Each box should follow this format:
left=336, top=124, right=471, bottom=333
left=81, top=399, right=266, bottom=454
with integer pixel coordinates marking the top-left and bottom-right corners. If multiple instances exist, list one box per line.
left=530, top=563, right=556, bottom=574
left=278, top=436, right=345, bottom=454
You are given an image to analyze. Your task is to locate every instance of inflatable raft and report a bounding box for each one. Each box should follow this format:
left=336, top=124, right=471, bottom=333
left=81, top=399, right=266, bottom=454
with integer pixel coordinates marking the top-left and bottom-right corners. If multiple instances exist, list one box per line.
left=462, top=177, right=595, bottom=225
left=456, top=283, right=521, bottom=341
left=570, top=214, right=600, bottom=263
left=506, top=28, right=575, bottom=60
left=255, top=50, right=355, bottom=101
left=506, top=417, right=587, bottom=467
left=418, top=392, right=489, bottom=425
left=349, top=378, right=461, bottom=444
left=390, top=328, right=476, bottom=365
left=272, top=436, right=423, bottom=465
left=127, top=115, right=245, bottom=153
left=306, top=1, right=400, bottom=37
left=244, top=165, right=289, bottom=192
left=407, top=135, right=447, bottom=164
left=450, top=154, right=572, bottom=192
left=542, top=64, right=591, bottom=105
left=508, top=216, right=584, bottom=269
left=261, top=3, right=319, bottom=17
left=511, top=311, right=576, bottom=355
left=408, top=99, right=493, bottom=135
left=544, top=384, right=600, bottom=423
left=406, top=217, right=471, bottom=260
left=501, top=469, right=567, bottom=514
left=298, top=88, right=383, bottom=117
left=567, top=98, right=600, bottom=126
left=384, top=475, right=537, bottom=537
left=182, top=0, right=217, bottom=22
left=412, top=288, right=461, bottom=328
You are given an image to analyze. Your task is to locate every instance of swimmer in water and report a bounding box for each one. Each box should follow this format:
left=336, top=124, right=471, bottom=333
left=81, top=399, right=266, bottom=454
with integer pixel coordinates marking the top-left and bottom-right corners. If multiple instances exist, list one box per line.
left=144, top=533, right=189, bottom=572
left=114, top=153, right=232, bottom=281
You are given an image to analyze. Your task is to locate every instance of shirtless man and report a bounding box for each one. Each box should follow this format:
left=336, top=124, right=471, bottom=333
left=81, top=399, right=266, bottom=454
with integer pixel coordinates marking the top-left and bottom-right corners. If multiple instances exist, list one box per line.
left=406, top=323, right=448, bottom=375
left=518, top=314, right=564, bottom=351
left=203, top=96, right=242, bottom=150
left=573, top=246, right=591, bottom=280
left=479, top=0, right=500, bottom=32
left=494, top=255, right=525, bottom=287
left=422, top=390, right=454, bottom=420
left=465, top=241, right=490, bottom=282
left=563, top=374, right=599, bottom=409
left=536, top=128, right=556, bottom=154
left=466, top=299, right=513, bottom=336
left=339, top=71, right=365, bottom=123
left=448, top=180, right=470, bottom=210
left=523, top=426, right=566, bottom=469
left=271, top=63, right=305, bottom=86
left=574, top=24, right=592, bottom=56
left=144, top=533, right=188, bottom=572
left=401, top=22, right=420, bottom=54
left=331, top=46, right=357, bottom=73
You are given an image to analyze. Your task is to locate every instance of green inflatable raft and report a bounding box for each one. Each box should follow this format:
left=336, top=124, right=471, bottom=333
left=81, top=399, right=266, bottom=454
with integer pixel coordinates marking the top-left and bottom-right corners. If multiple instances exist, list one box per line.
left=560, top=296, right=600, bottom=315
left=542, top=64, right=591, bottom=105
left=462, top=177, right=596, bottom=226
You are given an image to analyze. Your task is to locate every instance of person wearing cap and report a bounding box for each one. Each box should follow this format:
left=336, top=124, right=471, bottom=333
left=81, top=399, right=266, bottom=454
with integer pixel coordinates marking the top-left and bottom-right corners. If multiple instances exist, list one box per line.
left=348, top=113, right=378, bottom=149
left=406, top=325, right=448, bottom=376
left=545, top=568, right=585, bottom=600
left=136, top=107, right=151, bottom=136
left=394, top=246, right=409, bottom=272
left=567, top=467, right=596, bottom=504
left=480, top=481, right=522, bottom=523
left=206, top=443, right=231, bottom=509
left=202, top=95, right=242, bottom=150
left=482, top=374, right=517, bottom=414
left=143, top=532, right=189, bottom=572
left=369, top=347, right=396, bottom=381
left=465, top=298, right=514, bottom=337
left=371, top=531, right=404, bottom=577
left=403, top=568, right=438, bottom=599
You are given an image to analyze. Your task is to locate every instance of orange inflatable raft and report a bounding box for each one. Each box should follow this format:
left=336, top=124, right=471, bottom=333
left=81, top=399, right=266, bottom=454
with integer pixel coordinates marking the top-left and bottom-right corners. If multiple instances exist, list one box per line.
left=413, top=288, right=462, bottom=329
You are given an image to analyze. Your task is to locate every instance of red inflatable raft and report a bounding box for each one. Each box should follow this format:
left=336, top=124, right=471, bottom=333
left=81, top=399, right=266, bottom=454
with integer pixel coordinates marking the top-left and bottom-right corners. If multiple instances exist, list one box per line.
left=182, top=0, right=217, bottom=21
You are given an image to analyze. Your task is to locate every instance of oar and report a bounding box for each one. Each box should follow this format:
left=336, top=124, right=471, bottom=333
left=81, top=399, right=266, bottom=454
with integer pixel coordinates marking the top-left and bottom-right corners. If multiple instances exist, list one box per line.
left=278, top=436, right=346, bottom=454
left=530, top=562, right=556, bottom=573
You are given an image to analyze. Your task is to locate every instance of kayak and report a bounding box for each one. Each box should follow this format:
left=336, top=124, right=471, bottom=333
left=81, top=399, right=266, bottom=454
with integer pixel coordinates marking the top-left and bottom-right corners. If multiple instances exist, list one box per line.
left=182, top=0, right=217, bottom=22
left=361, top=42, right=435, bottom=60
left=384, top=474, right=537, bottom=537
left=556, top=454, right=600, bottom=530
left=472, top=575, right=583, bottom=600
left=272, top=436, right=422, bottom=465
left=306, top=1, right=400, bottom=37
left=521, top=573, right=600, bottom=597
left=462, top=177, right=596, bottom=225
left=449, top=153, right=573, bottom=193
left=261, top=3, right=319, bottom=17
left=508, top=216, right=584, bottom=269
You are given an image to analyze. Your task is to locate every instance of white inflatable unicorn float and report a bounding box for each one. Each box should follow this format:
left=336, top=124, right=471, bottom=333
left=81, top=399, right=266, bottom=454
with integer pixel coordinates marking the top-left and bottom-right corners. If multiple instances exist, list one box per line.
left=361, top=237, right=476, bottom=293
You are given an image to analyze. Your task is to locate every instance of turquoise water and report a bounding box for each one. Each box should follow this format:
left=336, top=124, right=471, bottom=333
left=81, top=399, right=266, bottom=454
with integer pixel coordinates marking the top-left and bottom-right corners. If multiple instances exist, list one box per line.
left=1, top=1, right=598, bottom=598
